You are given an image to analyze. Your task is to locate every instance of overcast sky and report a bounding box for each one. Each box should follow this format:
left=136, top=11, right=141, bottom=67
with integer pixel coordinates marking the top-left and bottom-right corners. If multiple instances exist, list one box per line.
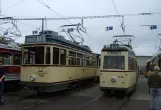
left=1, top=0, right=161, bottom=56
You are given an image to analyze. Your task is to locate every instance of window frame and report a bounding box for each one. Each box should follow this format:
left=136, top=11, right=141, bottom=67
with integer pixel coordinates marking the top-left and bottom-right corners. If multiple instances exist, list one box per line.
left=22, top=46, right=45, bottom=65
left=103, top=55, right=125, bottom=70
left=13, top=53, right=21, bottom=65
left=0, top=52, right=13, bottom=65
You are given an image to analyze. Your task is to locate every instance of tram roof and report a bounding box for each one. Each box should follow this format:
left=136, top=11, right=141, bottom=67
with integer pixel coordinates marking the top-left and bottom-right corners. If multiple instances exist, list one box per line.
left=23, top=30, right=92, bottom=53
left=102, top=44, right=135, bottom=53
left=0, top=37, right=21, bottom=51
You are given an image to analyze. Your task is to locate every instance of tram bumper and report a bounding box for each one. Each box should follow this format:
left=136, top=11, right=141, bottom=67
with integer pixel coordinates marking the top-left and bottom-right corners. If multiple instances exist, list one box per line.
left=20, top=81, right=69, bottom=92
left=20, top=81, right=53, bottom=87
left=100, top=86, right=135, bottom=93
left=100, top=87, right=128, bottom=91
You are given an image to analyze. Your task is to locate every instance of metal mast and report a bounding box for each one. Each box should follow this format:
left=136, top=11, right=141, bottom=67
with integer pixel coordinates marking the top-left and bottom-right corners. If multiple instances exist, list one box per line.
left=0, top=0, right=1, bottom=14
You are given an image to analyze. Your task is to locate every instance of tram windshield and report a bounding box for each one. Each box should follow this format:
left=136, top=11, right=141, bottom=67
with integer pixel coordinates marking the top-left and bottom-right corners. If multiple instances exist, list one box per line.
left=22, top=46, right=44, bottom=64
left=103, top=56, right=125, bottom=70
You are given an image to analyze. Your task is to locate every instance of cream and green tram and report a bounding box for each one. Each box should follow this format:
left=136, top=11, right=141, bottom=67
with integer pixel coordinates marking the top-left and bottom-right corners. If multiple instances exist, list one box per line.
left=100, top=43, right=138, bottom=96
left=20, top=30, right=99, bottom=93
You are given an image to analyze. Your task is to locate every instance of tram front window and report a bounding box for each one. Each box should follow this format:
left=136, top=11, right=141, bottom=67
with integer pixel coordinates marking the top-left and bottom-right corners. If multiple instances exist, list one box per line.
left=103, top=56, right=125, bottom=70
left=23, top=46, right=44, bottom=64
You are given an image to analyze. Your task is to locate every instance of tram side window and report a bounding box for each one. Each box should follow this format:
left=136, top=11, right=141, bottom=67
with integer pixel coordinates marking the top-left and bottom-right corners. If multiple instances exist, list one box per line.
left=103, top=56, right=125, bottom=70
left=53, top=47, right=59, bottom=64
left=97, top=58, right=101, bottom=67
left=60, top=49, right=66, bottom=65
left=0, top=53, right=12, bottom=65
left=92, top=56, right=97, bottom=67
left=69, top=51, right=76, bottom=65
left=85, top=55, right=90, bottom=66
left=23, top=47, right=44, bottom=64
left=77, top=53, right=83, bottom=66
left=35, top=47, right=44, bottom=64
left=13, top=54, right=21, bottom=65
left=128, top=57, right=135, bottom=70
left=89, top=56, right=92, bottom=67
left=46, top=47, right=50, bottom=64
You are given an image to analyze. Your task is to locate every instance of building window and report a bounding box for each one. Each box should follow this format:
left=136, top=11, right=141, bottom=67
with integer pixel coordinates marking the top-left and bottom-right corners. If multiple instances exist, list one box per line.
left=46, top=47, right=50, bottom=64
left=53, top=47, right=59, bottom=64
left=60, top=49, right=66, bottom=65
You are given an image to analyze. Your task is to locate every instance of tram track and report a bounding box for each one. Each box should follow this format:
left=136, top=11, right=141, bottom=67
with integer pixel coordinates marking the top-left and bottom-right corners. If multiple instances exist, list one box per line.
left=12, top=83, right=98, bottom=110
left=76, top=92, right=132, bottom=110
left=3, top=83, right=132, bottom=110
left=77, top=95, right=103, bottom=110
left=118, top=94, right=131, bottom=110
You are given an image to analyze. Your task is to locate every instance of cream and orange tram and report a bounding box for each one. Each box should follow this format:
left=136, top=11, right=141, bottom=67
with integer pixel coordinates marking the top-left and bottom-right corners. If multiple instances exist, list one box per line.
left=20, top=30, right=100, bottom=93
left=100, top=35, right=138, bottom=96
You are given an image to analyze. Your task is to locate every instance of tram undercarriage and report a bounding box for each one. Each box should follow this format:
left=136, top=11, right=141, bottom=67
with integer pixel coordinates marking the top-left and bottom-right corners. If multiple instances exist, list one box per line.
left=21, top=76, right=97, bottom=93
left=100, top=84, right=136, bottom=97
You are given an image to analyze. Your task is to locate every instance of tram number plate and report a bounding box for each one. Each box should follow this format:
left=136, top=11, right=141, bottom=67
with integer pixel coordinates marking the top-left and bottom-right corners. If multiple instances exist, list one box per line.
left=36, top=36, right=41, bottom=41
left=37, top=72, right=46, bottom=77
left=38, top=73, right=44, bottom=77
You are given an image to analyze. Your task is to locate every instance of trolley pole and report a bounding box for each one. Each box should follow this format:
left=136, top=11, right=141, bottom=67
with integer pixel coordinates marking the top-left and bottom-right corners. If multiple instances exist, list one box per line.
left=0, top=0, right=1, bottom=14
left=42, top=18, right=44, bottom=32
left=157, top=34, right=161, bottom=50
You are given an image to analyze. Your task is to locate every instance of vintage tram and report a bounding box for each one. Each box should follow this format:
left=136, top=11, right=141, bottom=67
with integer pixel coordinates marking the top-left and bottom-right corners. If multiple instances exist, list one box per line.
left=20, top=30, right=100, bottom=93
left=144, top=51, right=161, bottom=78
left=0, top=37, right=21, bottom=90
left=100, top=35, right=138, bottom=96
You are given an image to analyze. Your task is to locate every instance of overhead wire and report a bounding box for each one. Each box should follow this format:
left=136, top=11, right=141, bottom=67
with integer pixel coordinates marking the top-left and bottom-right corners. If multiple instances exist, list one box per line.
left=36, top=0, right=103, bottom=46
left=1, top=11, right=161, bottom=20
left=2, top=1, right=161, bottom=48
left=1, top=13, right=40, bottom=30
left=85, top=24, right=161, bottom=28
left=2, top=0, right=28, bottom=10
left=36, top=0, right=72, bottom=24
left=111, top=0, right=122, bottom=24
left=16, top=20, right=40, bottom=30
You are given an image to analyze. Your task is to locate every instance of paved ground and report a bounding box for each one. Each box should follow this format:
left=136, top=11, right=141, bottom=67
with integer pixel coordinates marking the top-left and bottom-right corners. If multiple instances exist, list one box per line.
left=0, top=75, right=150, bottom=110
left=123, top=75, right=150, bottom=110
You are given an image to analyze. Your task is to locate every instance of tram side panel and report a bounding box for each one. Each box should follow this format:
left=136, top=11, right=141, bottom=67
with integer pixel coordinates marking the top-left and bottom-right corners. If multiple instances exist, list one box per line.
left=100, top=71, right=128, bottom=89
left=21, top=66, right=97, bottom=92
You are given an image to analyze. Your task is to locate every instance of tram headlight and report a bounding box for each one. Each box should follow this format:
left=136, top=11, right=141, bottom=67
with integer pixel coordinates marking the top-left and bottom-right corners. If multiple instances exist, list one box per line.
left=30, top=76, right=35, bottom=81
left=111, top=77, right=117, bottom=82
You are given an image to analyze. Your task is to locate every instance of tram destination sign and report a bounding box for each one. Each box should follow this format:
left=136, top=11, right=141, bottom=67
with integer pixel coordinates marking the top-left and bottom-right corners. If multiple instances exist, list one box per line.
left=108, top=52, right=121, bottom=55
left=110, top=44, right=119, bottom=49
